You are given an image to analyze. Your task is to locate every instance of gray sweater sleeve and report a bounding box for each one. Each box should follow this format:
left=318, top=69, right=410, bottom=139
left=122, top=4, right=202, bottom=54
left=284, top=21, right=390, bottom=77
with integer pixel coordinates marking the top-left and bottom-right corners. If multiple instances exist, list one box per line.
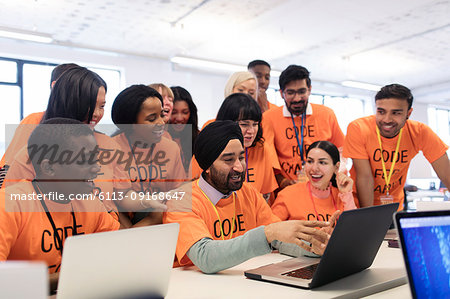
left=186, top=226, right=271, bottom=274
left=186, top=226, right=320, bottom=274
left=271, top=240, right=321, bottom=258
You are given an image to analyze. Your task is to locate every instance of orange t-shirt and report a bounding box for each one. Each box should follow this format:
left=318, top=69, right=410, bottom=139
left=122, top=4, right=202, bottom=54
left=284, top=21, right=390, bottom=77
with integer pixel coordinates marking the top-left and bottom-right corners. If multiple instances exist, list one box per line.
left=201, top=118, right=215, bottom=130
left=189, top=142, right=278, bottom=195
left=1, top=112, right=44, bottom=169
left=262, top=104, right=345, bottom=181
left=3, top=130, right=131, bottom=220
left=343, top=116, right=448, bottom=208
left=113, top=133, right=186, bottom=194
left=163, top=181, right=281, bottom=267
left=0, top=181, right=119, bottom=273
left=267, top=102, right=278, bottom=110
left=271, top=181, right=346, bottom=222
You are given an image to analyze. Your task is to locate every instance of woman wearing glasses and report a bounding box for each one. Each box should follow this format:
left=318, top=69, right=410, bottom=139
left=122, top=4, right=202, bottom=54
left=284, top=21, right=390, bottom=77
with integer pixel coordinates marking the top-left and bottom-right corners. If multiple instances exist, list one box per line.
left=214, top=93, right=278, bottom=199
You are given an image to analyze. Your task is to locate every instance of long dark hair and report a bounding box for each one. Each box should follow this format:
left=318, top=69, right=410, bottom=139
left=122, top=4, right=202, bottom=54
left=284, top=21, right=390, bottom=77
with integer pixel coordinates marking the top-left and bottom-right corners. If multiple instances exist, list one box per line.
left=306, top=141, right=339, bottom=188
left=111, top=84, right=163, bottom=136
left=216, top=93, right=263, bottom=147
left=43, top=66, right=107, bottom=124
left=169, top=86, right=199, bottom=146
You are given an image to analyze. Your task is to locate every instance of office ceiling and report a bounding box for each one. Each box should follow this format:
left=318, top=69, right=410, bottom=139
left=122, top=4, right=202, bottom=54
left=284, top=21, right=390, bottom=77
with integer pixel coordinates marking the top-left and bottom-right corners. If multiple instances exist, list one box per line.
left=1, top=0, right=450, bottom=103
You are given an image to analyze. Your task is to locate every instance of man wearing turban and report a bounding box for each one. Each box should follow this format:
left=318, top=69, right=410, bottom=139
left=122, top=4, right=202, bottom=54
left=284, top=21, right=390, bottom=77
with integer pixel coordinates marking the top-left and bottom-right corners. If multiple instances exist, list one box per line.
left=164, top=121, right=336, bottom=273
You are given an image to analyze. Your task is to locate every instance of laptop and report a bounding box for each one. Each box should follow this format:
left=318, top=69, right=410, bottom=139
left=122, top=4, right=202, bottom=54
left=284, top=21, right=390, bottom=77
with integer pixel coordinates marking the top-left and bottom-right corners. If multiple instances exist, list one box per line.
left=395, top=210, right=450, bottom=299
left=57, top=223, right=179, bottom=299
left=245, top=203, right=399, bottom=288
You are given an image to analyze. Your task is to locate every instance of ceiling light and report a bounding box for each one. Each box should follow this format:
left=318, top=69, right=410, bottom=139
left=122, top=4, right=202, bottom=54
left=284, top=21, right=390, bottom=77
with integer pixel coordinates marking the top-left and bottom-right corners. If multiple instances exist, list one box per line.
left=0, top=27, right=53, bottom=44
left=171, top=56, right=283, bottom=77
left=341, top=80, right=382, bottom=91
left=171, top=56, right=245, bottom=73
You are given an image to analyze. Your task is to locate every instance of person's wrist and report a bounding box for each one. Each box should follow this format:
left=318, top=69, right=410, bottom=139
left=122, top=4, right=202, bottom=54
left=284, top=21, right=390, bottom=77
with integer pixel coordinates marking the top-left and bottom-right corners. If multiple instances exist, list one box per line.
left=264, top=224, right=275, bottom=243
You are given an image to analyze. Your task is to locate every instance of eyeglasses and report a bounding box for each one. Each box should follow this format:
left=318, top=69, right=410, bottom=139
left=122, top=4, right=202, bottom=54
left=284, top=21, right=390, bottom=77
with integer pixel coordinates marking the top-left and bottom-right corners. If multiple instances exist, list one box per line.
left=237, top=121, right=259, bottom=131
left=283, top=88, right=309, bottom=99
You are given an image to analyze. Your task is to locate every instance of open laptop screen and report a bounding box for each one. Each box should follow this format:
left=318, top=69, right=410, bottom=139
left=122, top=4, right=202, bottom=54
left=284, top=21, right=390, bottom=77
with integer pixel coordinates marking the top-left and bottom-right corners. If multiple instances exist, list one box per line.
left=398, top=214, right=450, bottom=298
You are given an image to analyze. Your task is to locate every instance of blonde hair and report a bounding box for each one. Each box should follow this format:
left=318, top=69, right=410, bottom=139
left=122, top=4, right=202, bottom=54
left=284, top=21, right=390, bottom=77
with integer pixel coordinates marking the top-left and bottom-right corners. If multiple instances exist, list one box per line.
left=148, top=83, right=174, bottom=99
left=224, top=71, right=257, bottom=98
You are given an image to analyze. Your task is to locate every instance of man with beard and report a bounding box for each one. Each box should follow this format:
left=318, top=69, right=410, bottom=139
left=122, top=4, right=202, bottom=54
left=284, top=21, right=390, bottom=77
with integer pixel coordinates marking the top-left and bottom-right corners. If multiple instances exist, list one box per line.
left=262, top=65, right=345, bottom=190
left=344, top=84, right=449, bottom=210
left=163, top=121, right=336, bottom=273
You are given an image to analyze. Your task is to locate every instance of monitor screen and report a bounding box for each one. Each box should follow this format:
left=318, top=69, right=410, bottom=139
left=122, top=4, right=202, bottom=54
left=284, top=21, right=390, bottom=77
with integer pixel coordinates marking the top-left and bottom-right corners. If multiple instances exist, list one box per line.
left=399, top=215, right=450, bottom=298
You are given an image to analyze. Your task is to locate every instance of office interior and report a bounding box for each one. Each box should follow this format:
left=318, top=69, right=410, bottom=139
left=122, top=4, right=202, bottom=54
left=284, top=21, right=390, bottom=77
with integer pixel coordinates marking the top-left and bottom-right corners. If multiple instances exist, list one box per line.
left=0, top=0, right=449, bottom=297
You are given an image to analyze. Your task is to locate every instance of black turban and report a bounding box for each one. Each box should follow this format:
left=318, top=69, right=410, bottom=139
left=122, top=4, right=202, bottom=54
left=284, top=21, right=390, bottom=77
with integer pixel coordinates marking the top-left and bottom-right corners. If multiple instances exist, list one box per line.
left=194, top=120, right=243, bottom=171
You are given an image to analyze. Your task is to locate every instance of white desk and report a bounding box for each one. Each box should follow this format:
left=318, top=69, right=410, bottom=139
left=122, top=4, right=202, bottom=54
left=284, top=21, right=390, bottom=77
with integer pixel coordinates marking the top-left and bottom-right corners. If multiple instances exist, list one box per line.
left=166, top=241, right=409, bottom=299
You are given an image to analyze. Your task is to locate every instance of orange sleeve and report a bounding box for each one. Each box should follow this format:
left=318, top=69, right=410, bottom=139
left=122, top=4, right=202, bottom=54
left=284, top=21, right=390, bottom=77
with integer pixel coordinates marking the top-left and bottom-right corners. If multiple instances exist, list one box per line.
left=190, top=156, right=202, bottom=180
left=1, top=112, right=44, bottom=168
left=169, top=145, right=188, bottom=189
left=254, top=191, right=281, bottom=225
left=270, top=188, right=291, bottom=221
left=3, top=147, right=35, bottom=188
left=200, top=119, right=215, bottom=131
left=328, top=109, right=345, bottom=148
left=259, top=156, right=279, bottom=194
left=0, top=190, right=20, bottom=261
left=93, top=210, right=120, bottom=233
left=416, top=123, right=449, bottom=163
left=163, top=210, right=214, bottom=266
left=343, top=119, right=370, bottom=159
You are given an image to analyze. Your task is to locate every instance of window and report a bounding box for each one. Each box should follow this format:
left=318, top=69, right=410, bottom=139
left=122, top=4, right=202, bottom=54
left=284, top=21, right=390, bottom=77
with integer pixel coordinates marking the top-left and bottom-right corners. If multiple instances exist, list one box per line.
left=0, top=57, right=122, bottom=156
left=266, top=87, right=371, bottom=133
left=428, top=107, right=450, bottom=156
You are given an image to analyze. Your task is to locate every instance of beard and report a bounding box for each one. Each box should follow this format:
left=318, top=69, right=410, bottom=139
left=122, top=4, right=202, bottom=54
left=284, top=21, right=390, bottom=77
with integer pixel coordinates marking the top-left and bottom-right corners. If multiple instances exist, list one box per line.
left=287, top=100, right=307, bottom=115
left=209, top=167, right=245, bottom=194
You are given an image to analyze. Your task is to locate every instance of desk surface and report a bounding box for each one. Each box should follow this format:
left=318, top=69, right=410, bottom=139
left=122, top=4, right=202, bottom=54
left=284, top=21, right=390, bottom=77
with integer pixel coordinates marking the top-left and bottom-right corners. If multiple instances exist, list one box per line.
left=166, top=241, right=410, bottom=299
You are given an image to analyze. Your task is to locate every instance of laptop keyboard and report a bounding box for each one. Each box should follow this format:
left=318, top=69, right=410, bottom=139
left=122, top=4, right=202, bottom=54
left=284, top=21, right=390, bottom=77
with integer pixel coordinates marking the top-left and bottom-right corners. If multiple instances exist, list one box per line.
left=281, top=263, right=319, bottom=279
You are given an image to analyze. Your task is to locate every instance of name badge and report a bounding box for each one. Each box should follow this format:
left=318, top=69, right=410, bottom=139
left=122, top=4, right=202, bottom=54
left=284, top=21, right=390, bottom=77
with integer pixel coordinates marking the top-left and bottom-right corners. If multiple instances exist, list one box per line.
left=380, top=194, right=394, bottom=205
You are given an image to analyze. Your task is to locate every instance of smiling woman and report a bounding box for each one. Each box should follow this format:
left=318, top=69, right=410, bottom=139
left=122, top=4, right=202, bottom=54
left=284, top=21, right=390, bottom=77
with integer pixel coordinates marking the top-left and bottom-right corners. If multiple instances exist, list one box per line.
left=168, top=86, right=199, bottom=174
left=224, top=71, right=257, bottom=100
left=111, top=84, right=186, bottom=226
left=215, top=93, right=279, bottom=199
left=1, top=66, right=132, bottom=223
left=271, top=141, right=356, bottom=222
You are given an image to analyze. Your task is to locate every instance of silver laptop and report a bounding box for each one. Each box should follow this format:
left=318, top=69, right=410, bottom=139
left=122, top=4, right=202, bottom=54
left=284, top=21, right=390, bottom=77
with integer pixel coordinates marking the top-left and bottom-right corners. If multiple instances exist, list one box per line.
left=395, top=210, right=450, bottom=299
left=57, top=223, right=179, bottom=299
left=245, top=203, right=398, bottom=288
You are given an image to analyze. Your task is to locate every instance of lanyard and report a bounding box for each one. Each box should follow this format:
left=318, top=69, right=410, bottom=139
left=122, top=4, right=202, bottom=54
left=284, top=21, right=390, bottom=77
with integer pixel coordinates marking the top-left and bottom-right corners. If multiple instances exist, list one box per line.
left=245, top=148, right=249, bottom=182
left=197, top=180, right=236, bottom=240
left=290, top=111, right=306, bottom=163
left=127, top=139, right=156, bottom=193
left=32, top=180, right=77, bottom=255
left=307, top=182, right=337, bottom=220
left=375, top=127, right=403, bottom=196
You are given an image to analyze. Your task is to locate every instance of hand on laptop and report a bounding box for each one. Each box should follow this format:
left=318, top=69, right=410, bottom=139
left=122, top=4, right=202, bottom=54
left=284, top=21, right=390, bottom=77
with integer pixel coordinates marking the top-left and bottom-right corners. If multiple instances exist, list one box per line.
left=311, top=210, right=342, bottom=255
left=265, top=220, right=331, bottom=253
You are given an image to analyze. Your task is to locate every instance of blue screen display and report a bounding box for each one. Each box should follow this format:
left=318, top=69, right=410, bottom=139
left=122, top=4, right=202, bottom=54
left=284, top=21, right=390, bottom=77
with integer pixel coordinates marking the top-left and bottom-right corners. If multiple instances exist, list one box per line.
left=400, top=217, right=450, bottom=298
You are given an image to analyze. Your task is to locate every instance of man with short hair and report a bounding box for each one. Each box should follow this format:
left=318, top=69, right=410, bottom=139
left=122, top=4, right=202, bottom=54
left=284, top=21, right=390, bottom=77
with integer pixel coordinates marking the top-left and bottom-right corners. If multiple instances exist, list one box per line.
left=247, top=59, right=276, bottom=112
left=262, top=65, right=345, bottom=189
left=164, top=120, right=335, bottom=274
left=0, top=118, right=119, bottom=293
left=344, top=84, right=450, bottom=209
